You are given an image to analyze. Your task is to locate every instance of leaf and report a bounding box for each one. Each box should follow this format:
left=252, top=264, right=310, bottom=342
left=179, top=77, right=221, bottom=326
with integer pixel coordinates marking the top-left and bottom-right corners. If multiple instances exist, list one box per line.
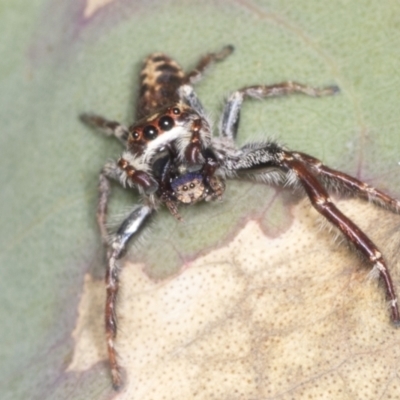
left=1, top=0, right=400, bottom=399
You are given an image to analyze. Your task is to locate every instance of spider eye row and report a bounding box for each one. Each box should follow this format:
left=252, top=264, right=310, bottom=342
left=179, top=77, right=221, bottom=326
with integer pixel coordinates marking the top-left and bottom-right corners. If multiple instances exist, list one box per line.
left=130, top=107, right=181, bottom=143
left=180, top=182, right=197, bottom=192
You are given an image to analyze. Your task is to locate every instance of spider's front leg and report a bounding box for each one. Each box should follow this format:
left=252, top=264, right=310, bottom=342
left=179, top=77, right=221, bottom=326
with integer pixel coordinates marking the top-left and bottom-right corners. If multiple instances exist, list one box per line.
left=97, top=157, right=157, bottom=243
left=220, top=81, right=339, bottom=140
left=225, top=143, right=400, bottom=325
left=280, top=151, right=400, bottom=325
left=97, top=158, right=156, bottom=389
left=291, top=151, right=400, bottom=214
left=105, top=205, right=153, bottom=389
left=80, top=113, right=129, bottom=146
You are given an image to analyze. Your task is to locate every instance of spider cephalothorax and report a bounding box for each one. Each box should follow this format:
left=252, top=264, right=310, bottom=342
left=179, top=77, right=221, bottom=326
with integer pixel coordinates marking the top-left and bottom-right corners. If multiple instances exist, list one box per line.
left=81, top=45, right=400, bottom=389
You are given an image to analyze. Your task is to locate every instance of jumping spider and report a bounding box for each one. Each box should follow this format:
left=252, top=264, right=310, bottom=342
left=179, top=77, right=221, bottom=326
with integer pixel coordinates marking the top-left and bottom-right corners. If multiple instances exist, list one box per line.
left=81, top=45, right=400, bottom=389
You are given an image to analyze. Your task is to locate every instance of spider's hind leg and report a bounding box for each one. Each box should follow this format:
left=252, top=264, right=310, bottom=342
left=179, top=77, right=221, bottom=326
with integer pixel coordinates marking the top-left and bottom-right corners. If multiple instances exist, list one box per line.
left=184, top=44, right=234, bottom=85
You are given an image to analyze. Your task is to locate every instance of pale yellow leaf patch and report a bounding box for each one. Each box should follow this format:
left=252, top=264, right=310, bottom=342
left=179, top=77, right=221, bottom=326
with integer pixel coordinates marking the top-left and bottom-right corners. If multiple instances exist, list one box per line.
left=68, top=199, right=400, bottom=399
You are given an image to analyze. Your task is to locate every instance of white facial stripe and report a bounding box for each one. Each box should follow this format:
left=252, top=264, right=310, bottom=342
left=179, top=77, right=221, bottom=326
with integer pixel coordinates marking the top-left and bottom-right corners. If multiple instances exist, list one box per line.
left=143, top=126, right=188, bottom=162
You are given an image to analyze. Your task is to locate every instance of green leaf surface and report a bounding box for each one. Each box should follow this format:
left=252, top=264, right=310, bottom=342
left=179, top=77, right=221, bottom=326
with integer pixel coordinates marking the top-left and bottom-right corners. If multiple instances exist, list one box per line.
left=1, top=0, right=400, bottom=399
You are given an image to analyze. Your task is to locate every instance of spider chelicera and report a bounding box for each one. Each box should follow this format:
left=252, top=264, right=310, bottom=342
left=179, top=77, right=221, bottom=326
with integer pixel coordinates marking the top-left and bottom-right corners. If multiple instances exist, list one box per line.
left=81, top=45, right=400, bottom=389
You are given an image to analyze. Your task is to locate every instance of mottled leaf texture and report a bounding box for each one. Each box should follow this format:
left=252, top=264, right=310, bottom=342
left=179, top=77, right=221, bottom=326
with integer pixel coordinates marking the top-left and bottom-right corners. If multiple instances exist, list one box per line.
left=1, top=1, right=400, bottom=399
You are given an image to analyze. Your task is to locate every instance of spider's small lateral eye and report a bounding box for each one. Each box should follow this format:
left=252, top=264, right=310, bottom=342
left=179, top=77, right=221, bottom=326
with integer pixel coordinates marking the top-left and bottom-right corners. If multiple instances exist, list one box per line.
left=158, top=115, right=174, bottom=131
left=172, top=107, right=180, bottom=115
left=143, top=125, right=158, bottom=140
left=182, top=185, right=188, bottom=191
left=132, top=131, right=140, bottom=140
left=189, top=183, right=195, bottom=189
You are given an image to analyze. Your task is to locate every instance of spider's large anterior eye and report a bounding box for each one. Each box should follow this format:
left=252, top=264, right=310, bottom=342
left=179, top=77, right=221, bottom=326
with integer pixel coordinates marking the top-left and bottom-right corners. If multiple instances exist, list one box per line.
left=143, top=125, right=158, bottom=140
left=158, top=115, right=174, bottom=131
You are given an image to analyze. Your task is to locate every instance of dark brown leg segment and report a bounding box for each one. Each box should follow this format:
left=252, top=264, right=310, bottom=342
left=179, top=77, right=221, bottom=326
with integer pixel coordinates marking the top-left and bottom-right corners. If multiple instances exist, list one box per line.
left=292, top=151, right=400, bottom=214
left=117, top=158, right=158, bottom=194
left=97, top=172, right=112, bottom=245
left=184, top=119, right=204, bottom=166
left=239, top=81, right=339, bottom=99
left=80, top=113, right=129, bottom=145
left=105, top=248, right=122, bottom=389
left=281, top=151, right=400, bottom=325
left=185, top=45, right=234, bottom=84
left=220, top=81, right=339, bottom=139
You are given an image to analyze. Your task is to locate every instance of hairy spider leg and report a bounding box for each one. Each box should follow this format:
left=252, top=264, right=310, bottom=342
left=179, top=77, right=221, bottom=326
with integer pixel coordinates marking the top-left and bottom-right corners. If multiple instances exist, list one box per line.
left=218, top=82, right=400, bottom=323
left=293, top=151, right=400, bottom=214
left=178, top=84, right=207, bottom=118
left=104, top=205, right=153, bottom=389
left=178, top=85, right=210, bottom=166
left=184, top=44, right=234, bottom=85
left=97, top=161, right=156, bottom=389
left=227, top=142, right=400, bottom=324
left=79, top=113, right=129, bottom=145
left=97, top=171, right=112, bottom=245
left=219, top=81, right=339, bottom=140
left=97, top=160, right=157, bottom=244
left=280, top=151, right=400, bottom=324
